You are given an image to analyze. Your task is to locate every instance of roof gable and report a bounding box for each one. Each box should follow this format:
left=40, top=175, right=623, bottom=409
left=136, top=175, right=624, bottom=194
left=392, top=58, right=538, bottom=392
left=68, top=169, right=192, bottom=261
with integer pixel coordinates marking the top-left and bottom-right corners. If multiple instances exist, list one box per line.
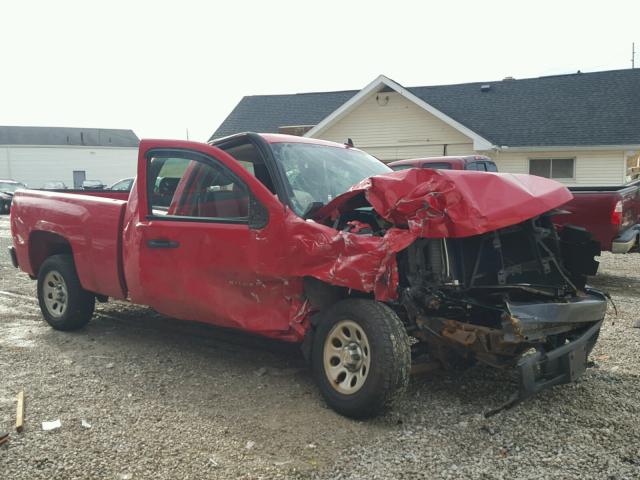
left=305, top=75, right=492, bottom=150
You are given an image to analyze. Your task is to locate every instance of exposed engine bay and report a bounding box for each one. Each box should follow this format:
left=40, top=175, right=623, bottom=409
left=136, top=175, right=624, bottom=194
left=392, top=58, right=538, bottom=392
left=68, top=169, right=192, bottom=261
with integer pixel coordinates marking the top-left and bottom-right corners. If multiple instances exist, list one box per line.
left=329, top=205, right=607, bottom=403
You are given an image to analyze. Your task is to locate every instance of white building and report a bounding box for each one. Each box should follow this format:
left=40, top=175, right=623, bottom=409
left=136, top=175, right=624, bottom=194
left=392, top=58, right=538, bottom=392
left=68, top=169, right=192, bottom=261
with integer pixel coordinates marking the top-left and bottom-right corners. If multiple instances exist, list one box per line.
left=211, top=69, right=640, bottom=186
left=0, top=126, right=139, bottom=188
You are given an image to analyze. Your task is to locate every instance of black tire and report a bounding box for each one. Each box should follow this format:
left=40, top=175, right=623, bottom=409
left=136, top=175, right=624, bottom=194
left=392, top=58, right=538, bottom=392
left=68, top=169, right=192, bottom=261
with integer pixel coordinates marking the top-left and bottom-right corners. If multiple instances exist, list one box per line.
left=312, top=299, right=411, bottom=418
left=37, top=254, right=95, bottom=331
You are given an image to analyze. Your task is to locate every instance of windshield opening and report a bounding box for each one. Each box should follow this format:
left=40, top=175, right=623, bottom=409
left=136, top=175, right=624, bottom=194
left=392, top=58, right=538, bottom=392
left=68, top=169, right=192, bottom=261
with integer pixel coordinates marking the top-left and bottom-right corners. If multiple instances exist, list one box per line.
left=271, top=143, right=391, bottom=216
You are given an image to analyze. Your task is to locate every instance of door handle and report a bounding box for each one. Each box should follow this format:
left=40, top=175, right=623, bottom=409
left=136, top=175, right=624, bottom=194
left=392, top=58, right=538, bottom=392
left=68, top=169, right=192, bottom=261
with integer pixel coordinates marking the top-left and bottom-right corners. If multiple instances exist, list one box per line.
left=147, top=239, right=180, bottom=249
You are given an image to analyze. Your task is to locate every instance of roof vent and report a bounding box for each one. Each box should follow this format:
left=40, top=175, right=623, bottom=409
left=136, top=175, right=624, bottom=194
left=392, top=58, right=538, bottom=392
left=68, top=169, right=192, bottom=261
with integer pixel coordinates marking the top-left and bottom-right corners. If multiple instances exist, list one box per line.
left=503, top=76, right=515, bottom=81
left=480, top=84, right=491, bottom=92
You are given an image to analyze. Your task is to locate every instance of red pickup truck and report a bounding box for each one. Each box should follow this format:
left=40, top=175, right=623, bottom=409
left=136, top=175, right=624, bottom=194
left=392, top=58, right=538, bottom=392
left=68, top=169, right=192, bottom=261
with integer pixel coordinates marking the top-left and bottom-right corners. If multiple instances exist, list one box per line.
left=9, top=134, right=607, bottom=418
left=390, top=157, right=640, bottom=253
left=553, top=182, right=640, bottom=253
left=389, top=155, right=498, bottom=173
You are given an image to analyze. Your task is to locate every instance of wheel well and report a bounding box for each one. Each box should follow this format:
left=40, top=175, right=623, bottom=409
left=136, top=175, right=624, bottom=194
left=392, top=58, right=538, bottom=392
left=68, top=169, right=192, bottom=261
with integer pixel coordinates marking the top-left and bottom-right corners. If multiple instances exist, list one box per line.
left=29, top=231, right=73, bottom=275
left=303, top=276, right=378, bottom=310
left=301, top=277, right=374, bottom=362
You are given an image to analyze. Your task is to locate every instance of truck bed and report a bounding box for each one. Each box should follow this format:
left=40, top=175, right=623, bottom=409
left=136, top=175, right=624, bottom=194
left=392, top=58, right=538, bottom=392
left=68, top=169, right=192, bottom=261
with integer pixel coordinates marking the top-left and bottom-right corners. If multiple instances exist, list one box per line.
left=555, top=181, right=640, bottom=252
left=10, top=190, right=129, bottom=299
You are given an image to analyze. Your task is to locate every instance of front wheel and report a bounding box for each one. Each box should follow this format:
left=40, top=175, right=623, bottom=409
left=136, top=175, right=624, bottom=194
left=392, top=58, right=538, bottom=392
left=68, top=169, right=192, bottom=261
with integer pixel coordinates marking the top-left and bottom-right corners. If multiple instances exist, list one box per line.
left=37, top=254, right=95, bottom=331
left=312, top=299, right=411, bottom=418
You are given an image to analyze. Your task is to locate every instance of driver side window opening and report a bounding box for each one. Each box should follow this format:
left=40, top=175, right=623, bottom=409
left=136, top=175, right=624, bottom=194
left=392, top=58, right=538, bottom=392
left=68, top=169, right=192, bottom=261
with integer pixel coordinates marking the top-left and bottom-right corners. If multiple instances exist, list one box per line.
left=146, top=150, right=250, bottom=222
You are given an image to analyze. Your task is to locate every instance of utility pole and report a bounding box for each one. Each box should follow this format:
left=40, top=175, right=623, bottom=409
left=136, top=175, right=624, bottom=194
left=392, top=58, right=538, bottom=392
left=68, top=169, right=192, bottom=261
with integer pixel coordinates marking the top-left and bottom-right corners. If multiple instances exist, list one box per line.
left=633, top=42, right=636, bottom=69
left=186, top=128, right=190, bottom=140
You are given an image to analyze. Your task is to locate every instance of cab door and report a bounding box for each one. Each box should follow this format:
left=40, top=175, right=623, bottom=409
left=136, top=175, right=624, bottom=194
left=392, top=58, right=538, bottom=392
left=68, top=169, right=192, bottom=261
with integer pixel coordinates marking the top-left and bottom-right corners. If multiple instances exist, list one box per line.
left=123, top=140, right=293, bottom=335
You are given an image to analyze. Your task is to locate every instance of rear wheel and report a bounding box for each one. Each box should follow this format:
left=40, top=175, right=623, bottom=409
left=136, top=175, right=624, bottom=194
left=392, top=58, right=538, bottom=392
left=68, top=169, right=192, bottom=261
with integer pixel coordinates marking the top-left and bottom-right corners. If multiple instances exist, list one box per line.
left=312, top=299, right=411, bottom=418
left=37, top=254, right=95, bottom=330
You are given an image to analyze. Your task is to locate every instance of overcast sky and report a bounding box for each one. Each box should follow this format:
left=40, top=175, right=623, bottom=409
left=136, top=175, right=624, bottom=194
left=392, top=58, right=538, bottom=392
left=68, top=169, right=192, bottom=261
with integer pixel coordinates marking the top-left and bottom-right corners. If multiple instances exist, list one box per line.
left=1, top=0, right=638, bottom=142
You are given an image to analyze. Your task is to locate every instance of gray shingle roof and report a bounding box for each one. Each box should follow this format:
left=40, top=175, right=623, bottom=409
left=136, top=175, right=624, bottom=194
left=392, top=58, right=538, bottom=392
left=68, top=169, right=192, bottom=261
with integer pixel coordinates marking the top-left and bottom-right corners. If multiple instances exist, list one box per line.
left=0, top=126, right=139, bottom=147
left=210, top=69, right=640, bottom=147
left=211, top=91, right=358, bottom=140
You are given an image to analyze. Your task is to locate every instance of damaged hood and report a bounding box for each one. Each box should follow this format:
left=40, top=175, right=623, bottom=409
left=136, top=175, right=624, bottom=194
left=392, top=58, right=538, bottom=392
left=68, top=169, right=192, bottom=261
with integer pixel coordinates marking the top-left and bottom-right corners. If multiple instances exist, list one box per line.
left=258, top=168, right=575, bottom=311
left=313, top=168, right=573, bottom=238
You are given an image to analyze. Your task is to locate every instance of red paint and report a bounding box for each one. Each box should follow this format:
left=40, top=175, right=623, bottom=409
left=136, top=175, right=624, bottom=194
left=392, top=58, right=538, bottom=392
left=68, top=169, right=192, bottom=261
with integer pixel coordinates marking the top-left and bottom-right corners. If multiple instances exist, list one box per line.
left=388, top=155, right=495, bottom=171
left=389, top=155, right=640, bottom=253
left=55, top=190, right=131, bottom=201
left=10, top=136, right=576, bottom=342
left=10, top=190, right=127, bottom=299
left=314, top=168, right=572, bottom=237
left=554, top=182, right=640, bottom=251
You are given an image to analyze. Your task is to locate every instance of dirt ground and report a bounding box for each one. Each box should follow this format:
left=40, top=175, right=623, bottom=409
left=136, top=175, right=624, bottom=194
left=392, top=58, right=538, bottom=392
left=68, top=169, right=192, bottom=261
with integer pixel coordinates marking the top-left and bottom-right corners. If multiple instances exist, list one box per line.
left=0, top=213, right=639, bottom=479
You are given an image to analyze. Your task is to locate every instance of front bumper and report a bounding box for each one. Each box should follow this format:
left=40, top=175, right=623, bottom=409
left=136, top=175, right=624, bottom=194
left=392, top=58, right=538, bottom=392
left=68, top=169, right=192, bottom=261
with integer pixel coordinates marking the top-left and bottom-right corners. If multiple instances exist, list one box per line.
left=505, top=290, right=607, bottom=342
left=484, top=318, right=603, bottom=416
left=518, top=319, right=602, bottom=399
left=415, top=289, right=607, bottom=412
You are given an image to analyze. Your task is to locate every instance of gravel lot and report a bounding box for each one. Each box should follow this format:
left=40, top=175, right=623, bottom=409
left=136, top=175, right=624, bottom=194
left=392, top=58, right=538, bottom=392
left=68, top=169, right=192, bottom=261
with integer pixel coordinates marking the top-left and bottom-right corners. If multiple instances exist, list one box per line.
left=0, top=213, right=639, bottom=479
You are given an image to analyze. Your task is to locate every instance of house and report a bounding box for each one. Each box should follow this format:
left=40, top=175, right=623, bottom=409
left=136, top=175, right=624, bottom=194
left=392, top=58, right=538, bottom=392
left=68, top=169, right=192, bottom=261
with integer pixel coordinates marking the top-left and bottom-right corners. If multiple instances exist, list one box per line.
left=0, top=126, right=139, bottom=188
left=211, top=69, right=640, bottom=186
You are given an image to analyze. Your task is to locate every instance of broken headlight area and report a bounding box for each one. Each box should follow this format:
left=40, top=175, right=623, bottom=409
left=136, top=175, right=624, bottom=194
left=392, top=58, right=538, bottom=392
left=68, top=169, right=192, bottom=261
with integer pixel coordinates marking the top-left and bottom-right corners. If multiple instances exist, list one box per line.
left=397, top=213, right=607, bottom=397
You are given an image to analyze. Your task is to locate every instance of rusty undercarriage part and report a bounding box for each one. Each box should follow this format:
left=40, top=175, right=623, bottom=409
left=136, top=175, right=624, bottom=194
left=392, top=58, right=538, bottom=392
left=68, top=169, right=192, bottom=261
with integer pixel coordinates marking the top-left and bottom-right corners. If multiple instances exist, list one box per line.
left=414, top=316, right=524, bottom=369
left=397, top=213, right=607, bottom=405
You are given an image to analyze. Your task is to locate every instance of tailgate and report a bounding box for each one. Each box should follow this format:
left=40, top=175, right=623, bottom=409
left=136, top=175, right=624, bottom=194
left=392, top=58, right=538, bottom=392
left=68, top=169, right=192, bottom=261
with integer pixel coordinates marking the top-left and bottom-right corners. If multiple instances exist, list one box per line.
left=556, top=191, right=620, bottom=250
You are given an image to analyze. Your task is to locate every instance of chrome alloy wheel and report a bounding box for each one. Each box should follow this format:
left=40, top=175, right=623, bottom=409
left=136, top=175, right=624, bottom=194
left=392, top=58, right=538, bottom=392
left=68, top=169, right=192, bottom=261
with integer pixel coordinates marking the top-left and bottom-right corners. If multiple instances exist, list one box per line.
left=42, top=270, right=68, bottom=318
left=323, top=320, right=371, bottom=394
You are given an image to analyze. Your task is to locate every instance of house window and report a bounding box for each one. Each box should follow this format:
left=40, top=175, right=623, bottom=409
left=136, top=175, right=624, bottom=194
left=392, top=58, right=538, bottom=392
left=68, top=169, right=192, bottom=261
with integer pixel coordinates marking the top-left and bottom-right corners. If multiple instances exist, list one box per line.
left=529, top=158, right=575, bottom=179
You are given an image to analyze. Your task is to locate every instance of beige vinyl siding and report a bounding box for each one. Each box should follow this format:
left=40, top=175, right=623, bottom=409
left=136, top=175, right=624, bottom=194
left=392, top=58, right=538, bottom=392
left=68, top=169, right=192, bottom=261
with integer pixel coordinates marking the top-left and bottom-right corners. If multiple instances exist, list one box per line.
left=488, top=150, right=625, bottom=186
left=310, top=88, right=626, bottom=184
left=363, top=145, right=447, bottom=162
left=317, top=91, right=473, bottom=162
left=363, top=143, right=474, bottom=163
left=446, top=144, right=476, bottom=156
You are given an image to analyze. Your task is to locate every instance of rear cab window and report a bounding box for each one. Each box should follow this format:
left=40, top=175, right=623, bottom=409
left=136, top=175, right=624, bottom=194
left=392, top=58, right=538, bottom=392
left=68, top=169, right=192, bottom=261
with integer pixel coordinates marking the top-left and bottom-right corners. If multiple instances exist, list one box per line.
left=421, top=162, right=452, bottom=170
left=466, top=162, right=486, bottom=171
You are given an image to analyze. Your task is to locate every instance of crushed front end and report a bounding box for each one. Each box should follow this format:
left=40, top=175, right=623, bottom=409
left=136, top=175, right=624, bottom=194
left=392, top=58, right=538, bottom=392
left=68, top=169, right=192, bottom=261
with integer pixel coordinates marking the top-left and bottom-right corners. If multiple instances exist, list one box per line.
left=304, top=167, right=607, bottom=403
left=397, top=213, right=607, bottom=401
